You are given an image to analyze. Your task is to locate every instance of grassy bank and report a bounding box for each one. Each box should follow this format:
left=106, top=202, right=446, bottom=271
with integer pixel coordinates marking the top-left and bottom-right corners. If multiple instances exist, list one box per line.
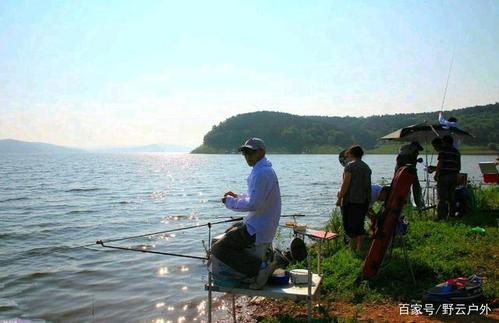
left=260, top=185, right=499, bottom=322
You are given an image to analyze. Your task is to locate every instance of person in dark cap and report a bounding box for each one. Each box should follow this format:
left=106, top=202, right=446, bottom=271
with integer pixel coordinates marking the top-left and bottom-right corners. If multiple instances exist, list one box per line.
left=211, top=137, right=281, bottom=289
left=396, top=141, right=423, bottom=169
left=395, top=141, right=424, bottom=208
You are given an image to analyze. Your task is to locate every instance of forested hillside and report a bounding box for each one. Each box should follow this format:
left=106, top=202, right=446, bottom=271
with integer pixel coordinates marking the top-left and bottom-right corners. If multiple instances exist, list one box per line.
left=192, top=103, right=499, bottom=154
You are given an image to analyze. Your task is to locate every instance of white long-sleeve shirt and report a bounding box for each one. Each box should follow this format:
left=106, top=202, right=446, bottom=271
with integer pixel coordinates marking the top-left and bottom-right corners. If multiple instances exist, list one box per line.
left=439, top=112, right=463, bottom=130
left=224, top=157, right=281, bottom=244
left=438, top=112, right=463, bottom=148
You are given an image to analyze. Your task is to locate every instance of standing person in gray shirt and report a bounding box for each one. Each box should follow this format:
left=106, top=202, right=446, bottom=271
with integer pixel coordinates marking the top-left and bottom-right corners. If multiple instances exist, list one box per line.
left=336, top=145, right=372, bottom=253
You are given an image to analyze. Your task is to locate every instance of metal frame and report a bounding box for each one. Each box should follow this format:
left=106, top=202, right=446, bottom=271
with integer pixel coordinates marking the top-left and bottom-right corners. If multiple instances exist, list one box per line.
left=206, top=227, right=337, bottom=322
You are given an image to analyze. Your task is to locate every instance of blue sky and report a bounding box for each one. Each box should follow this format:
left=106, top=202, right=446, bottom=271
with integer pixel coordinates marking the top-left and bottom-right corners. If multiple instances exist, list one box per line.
left=1, top=0, right=498, bottom=148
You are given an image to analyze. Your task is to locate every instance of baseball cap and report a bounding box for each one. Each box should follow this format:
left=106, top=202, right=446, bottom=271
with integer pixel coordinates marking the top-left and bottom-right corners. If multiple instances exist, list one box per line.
left=239, top=137, right=266, bottom=151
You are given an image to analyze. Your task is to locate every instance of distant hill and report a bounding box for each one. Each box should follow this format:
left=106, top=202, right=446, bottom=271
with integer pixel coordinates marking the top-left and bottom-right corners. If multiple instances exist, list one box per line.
left=0, top=139, right=83, bottom=154
left=0, top=139, right=192, bottom=154
left=92, top=144, right=191, bottom=153
left=192, top=103, right=499, bottom=154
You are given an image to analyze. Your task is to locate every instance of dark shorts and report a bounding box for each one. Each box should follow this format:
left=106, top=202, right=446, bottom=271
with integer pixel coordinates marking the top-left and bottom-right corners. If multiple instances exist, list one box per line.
left=211, top=222, right=260, bottom=277
left=341, top=202, right=369, bottom=238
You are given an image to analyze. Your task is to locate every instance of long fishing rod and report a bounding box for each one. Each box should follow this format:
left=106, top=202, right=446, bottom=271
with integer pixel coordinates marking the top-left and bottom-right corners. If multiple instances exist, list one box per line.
left=93, top=214, right=306, bottom=257
left=56, top=214, right=305, bottom=260
left=422, top=50, right=455, bottom=206
left=95, top=241, right=209, bottom=260
left=95, top=217, right=243, bottom=245
left=92, top=217, right=245, bottom=260
left=76, top=215, right=303, bottom=250
left=440, top=49, right=455, bottom=111
left=281, top=214, right=306, bottom=218
left=68, top=217, right=244, bottom=251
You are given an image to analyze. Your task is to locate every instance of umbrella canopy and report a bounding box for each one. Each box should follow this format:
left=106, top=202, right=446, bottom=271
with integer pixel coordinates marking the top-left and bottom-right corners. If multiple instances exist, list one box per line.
left=381, top=122, right=473, bottom=143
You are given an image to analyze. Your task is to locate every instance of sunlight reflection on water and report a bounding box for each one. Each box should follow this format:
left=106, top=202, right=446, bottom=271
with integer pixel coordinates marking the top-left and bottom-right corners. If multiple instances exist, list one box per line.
left=0, top=153, right=487, bottom=321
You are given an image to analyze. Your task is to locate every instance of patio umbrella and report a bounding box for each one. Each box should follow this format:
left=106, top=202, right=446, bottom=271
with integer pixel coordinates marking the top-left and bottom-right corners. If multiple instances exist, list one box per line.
left=381, top=122, right=473, bottom=142
left=381, top=122, right=473, bottom=207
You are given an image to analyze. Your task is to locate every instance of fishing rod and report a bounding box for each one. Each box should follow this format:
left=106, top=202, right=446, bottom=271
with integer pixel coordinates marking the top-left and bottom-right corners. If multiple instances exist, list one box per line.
left=67, top=217, right=243, bottom=251
left=95, top=241, right=209, bottom=260
left=281, top=213, right=306, bottom=218
left=95, top=217, right=243, bottom=245
left=55, top=215, right=304, bottom=259
left=93, top=217, right=244, bottom=260
left=440, top=49, right=455, bottom=111
left=422, top=50, right=454, bottom=206
left=76, top=215, right=301, bottom=249
left=94, top=215, right=306, bottom=258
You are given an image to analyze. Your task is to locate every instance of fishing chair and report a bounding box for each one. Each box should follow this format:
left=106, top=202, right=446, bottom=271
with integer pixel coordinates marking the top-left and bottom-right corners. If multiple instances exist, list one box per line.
left=384, top=216, right=417, bottom=285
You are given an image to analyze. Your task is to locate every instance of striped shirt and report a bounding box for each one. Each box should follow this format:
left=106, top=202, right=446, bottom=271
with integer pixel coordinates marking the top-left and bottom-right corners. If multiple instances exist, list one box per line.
left=438, top=146, right=461, bottom=175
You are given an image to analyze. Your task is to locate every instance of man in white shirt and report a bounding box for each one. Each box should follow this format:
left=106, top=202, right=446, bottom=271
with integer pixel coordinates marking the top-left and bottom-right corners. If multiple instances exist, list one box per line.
left=438, top=112, right=462, bottom=130
left=212, top=138, right=281, bottom=289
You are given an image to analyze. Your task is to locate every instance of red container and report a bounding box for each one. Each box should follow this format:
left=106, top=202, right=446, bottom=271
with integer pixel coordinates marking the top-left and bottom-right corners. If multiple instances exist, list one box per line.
left=484, top=174, right=499, bottom=184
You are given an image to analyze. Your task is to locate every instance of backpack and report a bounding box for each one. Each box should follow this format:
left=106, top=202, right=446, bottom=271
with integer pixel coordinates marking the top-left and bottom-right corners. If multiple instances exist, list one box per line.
left=422, top=274, right=486, bottom=305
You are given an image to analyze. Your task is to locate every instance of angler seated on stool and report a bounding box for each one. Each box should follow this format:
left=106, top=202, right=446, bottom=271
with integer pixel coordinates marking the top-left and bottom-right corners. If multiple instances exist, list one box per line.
left=210, top=222, right=275, bottom=289
left=209, top=137, right=281, bottom=290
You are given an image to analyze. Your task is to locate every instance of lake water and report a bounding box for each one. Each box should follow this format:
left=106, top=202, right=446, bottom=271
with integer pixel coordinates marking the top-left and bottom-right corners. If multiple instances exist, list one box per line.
left=0, top=153, right=490, bottom=322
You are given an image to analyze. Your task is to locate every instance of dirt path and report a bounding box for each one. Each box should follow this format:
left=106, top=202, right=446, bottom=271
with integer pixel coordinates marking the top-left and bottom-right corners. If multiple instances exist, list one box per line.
left=213, top=295, right=498, bottom=322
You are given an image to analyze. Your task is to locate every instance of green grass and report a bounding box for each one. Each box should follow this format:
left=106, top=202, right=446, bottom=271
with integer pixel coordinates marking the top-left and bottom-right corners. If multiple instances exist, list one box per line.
left=319, top=205, right=498, bottom=304
left=472, top=184, right=499, bottom=210
left=263, top=185, right=498, bottom=322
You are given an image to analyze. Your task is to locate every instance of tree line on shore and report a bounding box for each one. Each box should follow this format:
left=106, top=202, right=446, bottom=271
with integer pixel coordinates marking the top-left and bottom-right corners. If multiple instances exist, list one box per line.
left=192, top=103, right=499, bottom=154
